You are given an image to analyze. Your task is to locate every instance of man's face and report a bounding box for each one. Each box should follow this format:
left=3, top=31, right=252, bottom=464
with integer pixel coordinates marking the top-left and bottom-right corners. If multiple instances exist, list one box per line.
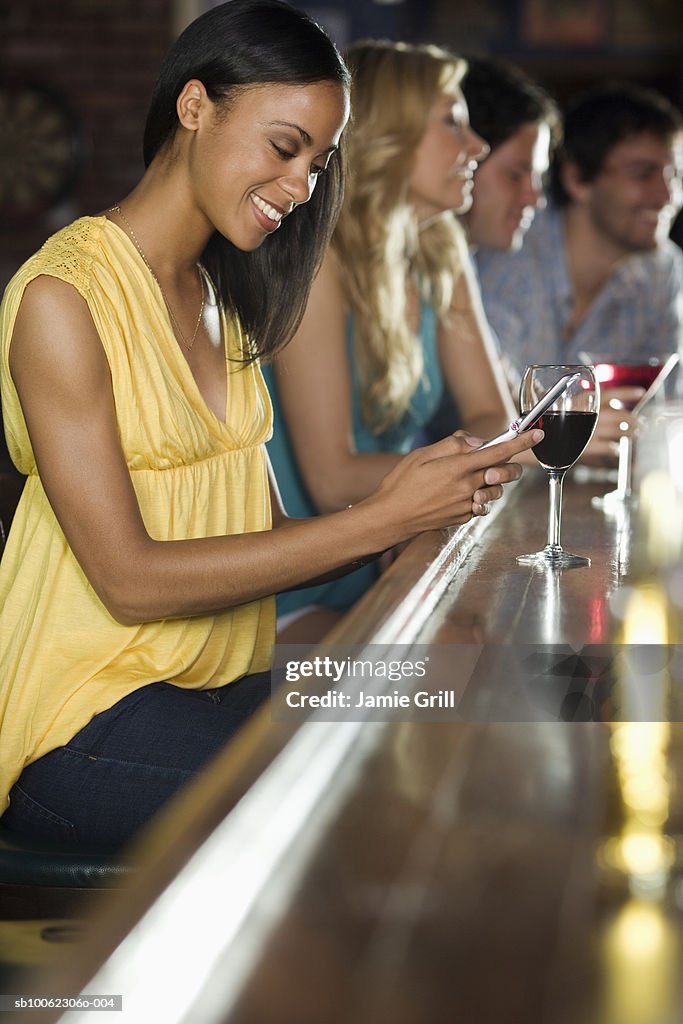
left=466, top=121, right=551, bottom=250
left=578, top=131, right=683, bottom=253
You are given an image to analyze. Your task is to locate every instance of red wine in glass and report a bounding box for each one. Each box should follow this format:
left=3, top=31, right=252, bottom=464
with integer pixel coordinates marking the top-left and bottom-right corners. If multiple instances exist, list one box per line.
left=592, top=362, right=662, bottom=412
left=532, top=411, right=599, bottom=470
left=516, top=364, right=599, bottom=569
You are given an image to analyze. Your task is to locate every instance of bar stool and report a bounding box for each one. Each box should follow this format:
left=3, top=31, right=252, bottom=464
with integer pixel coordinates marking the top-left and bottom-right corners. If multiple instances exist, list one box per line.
left=0, top=826, right=135, bottom=987
left=0, top=826, right=133, bottom=920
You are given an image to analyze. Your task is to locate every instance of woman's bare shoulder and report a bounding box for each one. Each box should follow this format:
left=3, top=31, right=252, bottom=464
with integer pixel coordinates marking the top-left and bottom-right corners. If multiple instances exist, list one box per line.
left=10, top=273, right=108, bottom=393
left=14, top=273, right=94, bottom=340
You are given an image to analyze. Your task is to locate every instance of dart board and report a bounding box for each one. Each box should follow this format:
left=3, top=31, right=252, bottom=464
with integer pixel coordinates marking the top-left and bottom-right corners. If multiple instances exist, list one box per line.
left=0, top=82, right=83, bottom=223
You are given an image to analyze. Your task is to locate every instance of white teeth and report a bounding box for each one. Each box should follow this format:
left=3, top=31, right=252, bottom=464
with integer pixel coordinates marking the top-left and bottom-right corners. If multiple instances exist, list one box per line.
left=251, top=193, right=283, bottom=223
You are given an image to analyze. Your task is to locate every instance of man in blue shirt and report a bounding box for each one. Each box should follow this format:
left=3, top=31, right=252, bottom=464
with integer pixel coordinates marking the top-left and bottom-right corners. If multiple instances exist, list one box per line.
left=476, top=82, right=683, bottom=389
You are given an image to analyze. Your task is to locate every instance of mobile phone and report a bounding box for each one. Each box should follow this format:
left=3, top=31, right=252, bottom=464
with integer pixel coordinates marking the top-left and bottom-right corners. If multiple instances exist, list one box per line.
left=477, top=372, right=581, bottom=450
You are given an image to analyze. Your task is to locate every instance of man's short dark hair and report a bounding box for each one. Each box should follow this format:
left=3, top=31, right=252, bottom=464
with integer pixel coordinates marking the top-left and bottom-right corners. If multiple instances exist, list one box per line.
left=462, top=55, right=561, bottom=153
left=550, top=81, right=683, bottom=206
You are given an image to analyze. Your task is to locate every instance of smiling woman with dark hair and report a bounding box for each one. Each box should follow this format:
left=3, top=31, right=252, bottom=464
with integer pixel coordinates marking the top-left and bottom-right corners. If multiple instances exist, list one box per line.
left=141, top=0, right=349, bottom=361
left=0, top=1, right=538, bottom=850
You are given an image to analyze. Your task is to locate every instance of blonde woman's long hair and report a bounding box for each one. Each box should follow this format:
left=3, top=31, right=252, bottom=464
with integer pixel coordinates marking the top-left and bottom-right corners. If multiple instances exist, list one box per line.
left=334, top=40, right=467, bottom=433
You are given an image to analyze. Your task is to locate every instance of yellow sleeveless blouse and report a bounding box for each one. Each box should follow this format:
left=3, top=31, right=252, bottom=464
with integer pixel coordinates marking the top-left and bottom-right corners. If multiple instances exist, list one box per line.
left=0, top=217, right=275, bottom=811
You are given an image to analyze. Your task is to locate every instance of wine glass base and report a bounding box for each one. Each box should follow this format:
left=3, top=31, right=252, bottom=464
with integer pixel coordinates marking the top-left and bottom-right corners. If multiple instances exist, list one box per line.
left=516, top=546, right=591, bottom=569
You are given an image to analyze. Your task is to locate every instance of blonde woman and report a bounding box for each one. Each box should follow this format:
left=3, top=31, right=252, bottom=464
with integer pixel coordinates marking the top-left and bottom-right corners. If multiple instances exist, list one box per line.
left=264, top=40, right=517, bottom=641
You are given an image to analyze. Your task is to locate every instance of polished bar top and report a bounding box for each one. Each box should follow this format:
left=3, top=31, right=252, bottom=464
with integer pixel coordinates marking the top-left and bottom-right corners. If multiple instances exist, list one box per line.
left=421, top=469, right=632, bottom=647
left=327, top=466, right=632, bottom=650
left=29, top=471, right=683, bottom=1024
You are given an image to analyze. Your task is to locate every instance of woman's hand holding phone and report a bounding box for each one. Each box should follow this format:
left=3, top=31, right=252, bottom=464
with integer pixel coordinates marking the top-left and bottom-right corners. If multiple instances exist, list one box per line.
left=366, top=426, right=544, bottom=543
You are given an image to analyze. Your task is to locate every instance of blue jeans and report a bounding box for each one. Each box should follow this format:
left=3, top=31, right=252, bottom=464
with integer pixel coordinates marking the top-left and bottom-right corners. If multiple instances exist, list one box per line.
left=1, top=673, right=271, bottom=851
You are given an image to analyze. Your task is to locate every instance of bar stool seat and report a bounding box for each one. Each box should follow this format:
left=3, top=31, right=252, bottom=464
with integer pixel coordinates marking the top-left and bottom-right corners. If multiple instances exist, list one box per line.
left=0, top=827, right=133, bottom=920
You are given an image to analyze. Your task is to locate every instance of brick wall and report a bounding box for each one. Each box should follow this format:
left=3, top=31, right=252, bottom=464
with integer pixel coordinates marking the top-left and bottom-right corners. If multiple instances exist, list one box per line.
left=1, top=0, right=173, bottom=288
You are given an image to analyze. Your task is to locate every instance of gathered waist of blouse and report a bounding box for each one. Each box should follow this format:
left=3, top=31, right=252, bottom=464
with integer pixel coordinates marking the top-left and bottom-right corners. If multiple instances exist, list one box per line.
left=126, top=442, right=268, bottom=473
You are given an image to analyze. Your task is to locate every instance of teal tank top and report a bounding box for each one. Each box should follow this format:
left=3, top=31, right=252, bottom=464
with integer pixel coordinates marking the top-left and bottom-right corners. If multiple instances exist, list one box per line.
left=263, top=303, right=442, bottom=615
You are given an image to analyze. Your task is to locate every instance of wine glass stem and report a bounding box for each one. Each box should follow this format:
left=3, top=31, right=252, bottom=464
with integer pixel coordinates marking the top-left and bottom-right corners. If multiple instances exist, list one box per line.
left=616, top=433, right=633, bottom=499
left=547, top=470, right=566, bottom=551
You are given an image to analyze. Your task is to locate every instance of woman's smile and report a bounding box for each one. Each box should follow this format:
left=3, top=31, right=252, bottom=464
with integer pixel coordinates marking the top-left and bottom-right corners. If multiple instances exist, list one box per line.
left=250, top=191, right=287, bottom=231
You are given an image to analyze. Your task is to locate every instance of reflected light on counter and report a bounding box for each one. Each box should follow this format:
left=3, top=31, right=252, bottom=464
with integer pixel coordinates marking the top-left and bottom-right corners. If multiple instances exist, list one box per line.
left=640, top=469, right=683, bottom=567
left=600, top=900, right=677, bottom=1024
left=609, top=899, right=668, bottom=959
left=598, top=408, right=683, bottom=1021
left=616, top=587, right=670, bottom=724
left=607, top=721, right=671, bottom=899
left=621, top=779, right=669, bottom=824
left=588, top=595, right=608, bottom=644
left=599, top=832, right=674, bottom=893
left=619, top=832, right=673, bottom=879
left=620, top=584, right=669, bottom=644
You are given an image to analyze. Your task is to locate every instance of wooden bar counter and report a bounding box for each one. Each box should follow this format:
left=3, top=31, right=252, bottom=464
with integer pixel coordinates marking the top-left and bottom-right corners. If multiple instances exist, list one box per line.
left=28, top=470, right=683, bottom=1024
left=327, top=465, right=632, bottom=649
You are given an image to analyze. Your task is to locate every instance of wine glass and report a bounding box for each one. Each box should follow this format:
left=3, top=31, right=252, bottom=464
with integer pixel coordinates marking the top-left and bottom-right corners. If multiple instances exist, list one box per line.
left=581, top=354, right=679, bottom=510
left=516, top=364, right=599, bottom=569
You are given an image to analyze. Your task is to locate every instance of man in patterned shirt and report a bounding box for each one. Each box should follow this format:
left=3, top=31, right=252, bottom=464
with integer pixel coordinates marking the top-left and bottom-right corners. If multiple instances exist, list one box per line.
left=475, top=82, right=683, bottom=390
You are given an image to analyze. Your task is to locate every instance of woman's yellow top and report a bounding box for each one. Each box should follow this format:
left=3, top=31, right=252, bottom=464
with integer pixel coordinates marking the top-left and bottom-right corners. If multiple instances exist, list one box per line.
left=0, top=217, right=275, bottom=812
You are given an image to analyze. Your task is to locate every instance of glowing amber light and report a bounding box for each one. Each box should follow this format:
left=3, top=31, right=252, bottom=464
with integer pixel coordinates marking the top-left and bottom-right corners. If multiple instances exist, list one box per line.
left=620, top=585, right=669, bottom=644
left=607, top=721, right=671, bottom=895
left=600, top=900, right=677, bottom=1024
left=608, top=900, right=668, bottom=959
left=619, top=832, right=673, bottom=877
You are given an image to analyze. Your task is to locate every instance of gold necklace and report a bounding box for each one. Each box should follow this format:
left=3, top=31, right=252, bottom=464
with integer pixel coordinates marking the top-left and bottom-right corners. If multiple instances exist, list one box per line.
left=109, top=204, right=205, bottom=352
